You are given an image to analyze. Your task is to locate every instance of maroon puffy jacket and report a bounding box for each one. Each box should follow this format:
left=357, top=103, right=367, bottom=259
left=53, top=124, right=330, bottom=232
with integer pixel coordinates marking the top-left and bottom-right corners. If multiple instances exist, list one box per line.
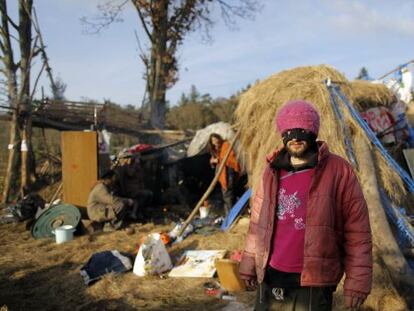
left=239, top=142, right=372, bottom=299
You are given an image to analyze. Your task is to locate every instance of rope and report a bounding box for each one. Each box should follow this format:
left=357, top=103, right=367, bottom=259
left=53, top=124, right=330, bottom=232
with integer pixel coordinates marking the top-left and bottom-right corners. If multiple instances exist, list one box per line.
left=379, top=189, right=414, bottom=247
left=327, top=83, right=358, bottom=168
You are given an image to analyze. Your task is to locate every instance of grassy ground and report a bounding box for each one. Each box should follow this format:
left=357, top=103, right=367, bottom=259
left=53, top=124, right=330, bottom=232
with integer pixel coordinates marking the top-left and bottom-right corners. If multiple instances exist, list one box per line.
left=0, top=215, right=408, bottom=311
left=0, top=217, right=253, bottom=311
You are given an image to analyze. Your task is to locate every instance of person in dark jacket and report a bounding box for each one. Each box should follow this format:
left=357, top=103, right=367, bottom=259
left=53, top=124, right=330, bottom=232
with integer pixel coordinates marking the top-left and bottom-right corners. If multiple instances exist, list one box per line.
left=239, top=100, right=372, bottom=310
left=113, top=156, right=153, bottom=220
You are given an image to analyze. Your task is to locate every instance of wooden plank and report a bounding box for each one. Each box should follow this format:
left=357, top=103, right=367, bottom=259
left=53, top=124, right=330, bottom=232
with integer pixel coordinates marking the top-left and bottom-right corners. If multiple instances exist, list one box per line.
left=214, top=259, right=246, bottom=292
left=61, top=131, right=98, bottom=208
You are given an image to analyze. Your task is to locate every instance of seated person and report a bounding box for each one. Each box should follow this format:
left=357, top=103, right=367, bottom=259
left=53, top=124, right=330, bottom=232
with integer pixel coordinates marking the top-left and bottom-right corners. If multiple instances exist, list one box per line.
left=113, top=156, right=153, bottom=219
left=87, top=170, right=133, bottom=231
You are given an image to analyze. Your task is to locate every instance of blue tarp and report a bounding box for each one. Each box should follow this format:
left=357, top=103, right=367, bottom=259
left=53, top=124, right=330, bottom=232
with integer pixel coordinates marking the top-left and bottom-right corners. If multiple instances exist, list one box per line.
left=221, top=189, right=252, bottom=231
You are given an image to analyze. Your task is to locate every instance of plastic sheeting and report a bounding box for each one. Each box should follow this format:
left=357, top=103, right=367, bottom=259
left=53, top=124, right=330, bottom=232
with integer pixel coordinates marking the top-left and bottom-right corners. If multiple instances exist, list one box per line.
left=187, top=122, right=236, bottom=157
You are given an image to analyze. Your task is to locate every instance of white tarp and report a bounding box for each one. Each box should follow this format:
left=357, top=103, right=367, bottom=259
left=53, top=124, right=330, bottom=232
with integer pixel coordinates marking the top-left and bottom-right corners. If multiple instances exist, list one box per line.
left=187, top=122, right=236, bottom=157
left=384, top=67, right=413, bottom=104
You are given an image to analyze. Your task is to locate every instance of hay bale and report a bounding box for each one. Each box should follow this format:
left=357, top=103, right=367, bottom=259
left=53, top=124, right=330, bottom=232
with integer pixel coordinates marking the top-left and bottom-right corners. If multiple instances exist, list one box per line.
left=350, top=80, right=394, bottom=111
left=235, top=64, right=406, bottom=204
left=234, top=64, right=412, bottom=307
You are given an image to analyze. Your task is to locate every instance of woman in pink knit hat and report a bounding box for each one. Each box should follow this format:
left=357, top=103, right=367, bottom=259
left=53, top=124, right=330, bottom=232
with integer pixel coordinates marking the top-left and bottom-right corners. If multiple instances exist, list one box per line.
left=239, top=100, right=372, bottom=310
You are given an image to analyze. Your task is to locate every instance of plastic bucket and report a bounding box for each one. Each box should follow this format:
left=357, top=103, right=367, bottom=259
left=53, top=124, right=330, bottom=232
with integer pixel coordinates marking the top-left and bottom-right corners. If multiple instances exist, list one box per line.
left=52, top=225, right=75, bottom=244
left=199, top=206, right=209, bottom=219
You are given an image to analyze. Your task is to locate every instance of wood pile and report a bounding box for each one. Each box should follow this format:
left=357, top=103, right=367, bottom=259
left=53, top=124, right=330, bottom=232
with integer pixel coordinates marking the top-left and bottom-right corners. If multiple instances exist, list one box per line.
left=31, top=99, right=147, bottom=134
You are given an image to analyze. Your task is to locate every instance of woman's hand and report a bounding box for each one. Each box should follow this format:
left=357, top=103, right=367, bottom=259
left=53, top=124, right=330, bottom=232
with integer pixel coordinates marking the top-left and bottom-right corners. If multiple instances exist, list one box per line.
left=210, top=157, right=218, bottom=165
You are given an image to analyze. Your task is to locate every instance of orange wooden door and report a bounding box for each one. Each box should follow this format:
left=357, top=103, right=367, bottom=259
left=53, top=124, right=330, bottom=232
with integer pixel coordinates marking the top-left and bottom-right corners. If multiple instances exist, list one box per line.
left=61, top=131, right=97, bottom=208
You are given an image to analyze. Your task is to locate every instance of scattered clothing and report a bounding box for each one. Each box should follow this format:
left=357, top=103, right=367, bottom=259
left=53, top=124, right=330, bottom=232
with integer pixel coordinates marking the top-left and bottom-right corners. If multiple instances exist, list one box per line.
left=80, top=250, right=132, bottom=285
left=8, top=193, right=45, bottom=222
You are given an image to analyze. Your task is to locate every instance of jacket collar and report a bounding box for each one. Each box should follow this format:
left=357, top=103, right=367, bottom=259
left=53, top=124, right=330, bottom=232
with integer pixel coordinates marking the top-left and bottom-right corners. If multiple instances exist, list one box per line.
left=266, top=141, right=330, bottom=169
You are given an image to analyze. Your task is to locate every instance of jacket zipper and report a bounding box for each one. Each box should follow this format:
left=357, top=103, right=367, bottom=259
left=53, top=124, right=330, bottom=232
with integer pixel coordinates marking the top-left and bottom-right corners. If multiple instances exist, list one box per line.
left=264, top=167, right=278, bottom=269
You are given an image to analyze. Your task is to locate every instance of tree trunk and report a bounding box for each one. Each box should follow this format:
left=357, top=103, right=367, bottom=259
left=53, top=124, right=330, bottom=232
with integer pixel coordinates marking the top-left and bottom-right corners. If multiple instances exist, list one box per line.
left=148, top=0, right=168, bottom=129
left=2, top=112, right=20, bottom=203
left=1, top=0, right=21, bottom=203
left=354, top=137, right=414, bottom=305
left=18, top=0, right=34, bottom=194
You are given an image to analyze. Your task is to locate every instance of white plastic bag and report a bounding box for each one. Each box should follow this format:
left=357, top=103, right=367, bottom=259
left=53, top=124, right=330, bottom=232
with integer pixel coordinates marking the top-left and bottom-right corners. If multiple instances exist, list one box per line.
left=133, top=233, right=172, bottom=276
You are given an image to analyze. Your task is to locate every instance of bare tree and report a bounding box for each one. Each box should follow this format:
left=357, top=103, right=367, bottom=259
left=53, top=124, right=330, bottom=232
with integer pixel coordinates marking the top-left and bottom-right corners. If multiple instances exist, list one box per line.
left=0, top=0, right=38, bottom=202
left=51, top=76, right=67, bottom=100
left=82, top=0, right=260, bottom=129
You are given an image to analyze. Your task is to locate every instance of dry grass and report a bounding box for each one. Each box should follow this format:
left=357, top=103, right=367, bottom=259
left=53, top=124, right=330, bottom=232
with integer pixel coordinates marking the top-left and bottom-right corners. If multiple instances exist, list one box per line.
left=0, top=218, right=250, bottom=311
left=0, top=217, right=407, bottom=310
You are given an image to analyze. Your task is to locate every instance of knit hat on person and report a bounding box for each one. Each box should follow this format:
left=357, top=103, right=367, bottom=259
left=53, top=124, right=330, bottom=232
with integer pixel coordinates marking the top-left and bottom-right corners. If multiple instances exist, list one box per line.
left=275, top=100, right=320, bottom=136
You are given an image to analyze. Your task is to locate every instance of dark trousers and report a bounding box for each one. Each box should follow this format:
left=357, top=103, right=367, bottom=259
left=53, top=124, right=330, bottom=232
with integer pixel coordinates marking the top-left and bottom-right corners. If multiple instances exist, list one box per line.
left=222, top=187, right=235, bottom=216
left=254, top=282, right=334, bottom=311
left=222, top=167, right=237, bottom=216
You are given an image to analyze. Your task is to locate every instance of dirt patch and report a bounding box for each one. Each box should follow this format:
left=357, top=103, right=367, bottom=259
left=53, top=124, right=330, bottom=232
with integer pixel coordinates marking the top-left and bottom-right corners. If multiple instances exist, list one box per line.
left=0, top=217, right=409, bottom=310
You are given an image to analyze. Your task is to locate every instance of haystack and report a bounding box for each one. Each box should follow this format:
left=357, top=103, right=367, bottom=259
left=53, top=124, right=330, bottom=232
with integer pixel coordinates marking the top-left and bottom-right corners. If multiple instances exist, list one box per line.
left=235, top=65, right=405, bottom=204
left=350, top=80, right=394, bottom=111
left=235, top=65, right=414, bottom=309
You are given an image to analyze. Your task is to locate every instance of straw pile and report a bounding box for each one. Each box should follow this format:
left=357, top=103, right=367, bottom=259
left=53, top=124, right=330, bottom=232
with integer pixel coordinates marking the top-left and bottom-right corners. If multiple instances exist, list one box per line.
left=235, top=65, right=406, bottom=204
left=350, top=80, right=394, bottom=111
left=234, top=64, right=410, bottom=309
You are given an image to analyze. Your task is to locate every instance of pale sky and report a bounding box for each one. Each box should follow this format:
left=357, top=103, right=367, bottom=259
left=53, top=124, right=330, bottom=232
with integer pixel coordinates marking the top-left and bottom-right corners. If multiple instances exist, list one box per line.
left=10, top=0, right=414, bottom=106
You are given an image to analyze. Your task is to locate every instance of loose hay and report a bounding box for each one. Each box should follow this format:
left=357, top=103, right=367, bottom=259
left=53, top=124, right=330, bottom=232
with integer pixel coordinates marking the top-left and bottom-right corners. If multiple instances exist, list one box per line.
left=350, top=80, right=394, bottom=111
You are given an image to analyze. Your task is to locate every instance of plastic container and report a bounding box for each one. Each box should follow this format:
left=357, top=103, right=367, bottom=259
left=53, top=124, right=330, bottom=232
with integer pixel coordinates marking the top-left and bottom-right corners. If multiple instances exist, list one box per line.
left=199, top=206, right=209, bottom=219
left=52, top=225, right=75, bottom=244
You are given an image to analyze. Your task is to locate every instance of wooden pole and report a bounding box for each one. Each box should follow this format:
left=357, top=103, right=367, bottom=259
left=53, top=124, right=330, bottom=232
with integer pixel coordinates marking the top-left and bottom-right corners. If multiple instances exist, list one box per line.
left=2, top=111, right=19, bottom=203
left=354, top=138, right=414, bottom=305
left=48, top=182, right=62, bottom=206
left=20, top=119, right=28, bottom=196
left=377, top=59, right=414, bottom=80
left=177, top=130, right=240, bottom=238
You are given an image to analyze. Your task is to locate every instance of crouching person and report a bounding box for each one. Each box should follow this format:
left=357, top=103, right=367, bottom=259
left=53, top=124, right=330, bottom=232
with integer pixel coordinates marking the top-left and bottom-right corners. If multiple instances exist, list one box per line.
left=87, top=170, right=133, bottom=232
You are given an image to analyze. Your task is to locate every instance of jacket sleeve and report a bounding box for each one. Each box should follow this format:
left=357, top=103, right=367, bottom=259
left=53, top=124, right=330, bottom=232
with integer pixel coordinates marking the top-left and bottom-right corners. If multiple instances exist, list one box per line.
left=239, top=169, right=266, bottom=279
left=341, top=165, right=373, bottom=298
left=222, top=141, right=241, bottom=173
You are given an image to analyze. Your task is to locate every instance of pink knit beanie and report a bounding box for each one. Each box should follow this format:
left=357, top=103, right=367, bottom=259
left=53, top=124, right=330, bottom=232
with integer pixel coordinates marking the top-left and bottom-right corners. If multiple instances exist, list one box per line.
left=275, top=100, right=320, bottom=136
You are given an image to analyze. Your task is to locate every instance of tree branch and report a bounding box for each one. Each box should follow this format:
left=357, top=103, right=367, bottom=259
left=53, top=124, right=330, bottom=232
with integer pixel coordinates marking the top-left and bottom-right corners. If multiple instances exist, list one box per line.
left=132, top=2, right=153, bottom=43
left=216, top=0, right=261, bottom=29
left=5, top=12, right=19, bottom=31
left=30, top=61, right=45, bottom=99
left=134, top=29, right=148, bottom=62
left=80, top=0, right=129, bottom=35
left=0, top=38, right=5, bottom=54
